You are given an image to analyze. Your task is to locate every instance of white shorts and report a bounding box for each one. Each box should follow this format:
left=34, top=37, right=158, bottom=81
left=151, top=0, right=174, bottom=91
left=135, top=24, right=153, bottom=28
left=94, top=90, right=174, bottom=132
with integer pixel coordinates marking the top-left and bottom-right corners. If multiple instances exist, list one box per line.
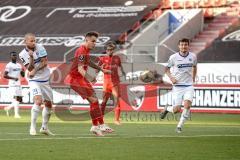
left=172, top=85, right=194, bottom=106
left=29, top=81, right=53, bottom=101
left=8, top=86, right=23, bottom=97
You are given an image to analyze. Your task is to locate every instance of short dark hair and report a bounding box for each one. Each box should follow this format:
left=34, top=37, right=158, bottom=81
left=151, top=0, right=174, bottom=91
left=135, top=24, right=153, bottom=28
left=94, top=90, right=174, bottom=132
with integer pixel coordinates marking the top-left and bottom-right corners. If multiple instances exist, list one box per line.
left=178, top=38, right=190, bottom=45
left=105, top=41, right=116, bottom=49
left=10, top=51, right=17, bottom=56
left=85, top=31, right=99, bottom=38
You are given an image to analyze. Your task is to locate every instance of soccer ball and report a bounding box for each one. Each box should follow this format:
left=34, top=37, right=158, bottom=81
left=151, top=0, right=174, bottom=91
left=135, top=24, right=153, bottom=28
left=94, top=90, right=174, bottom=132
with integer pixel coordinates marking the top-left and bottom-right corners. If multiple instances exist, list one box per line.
left=140, top=70, right=155, bottom=83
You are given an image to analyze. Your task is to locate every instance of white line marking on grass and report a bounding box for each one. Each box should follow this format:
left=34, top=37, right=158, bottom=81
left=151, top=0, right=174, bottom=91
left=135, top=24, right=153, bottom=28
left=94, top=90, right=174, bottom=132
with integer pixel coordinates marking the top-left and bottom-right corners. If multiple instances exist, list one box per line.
left=0, top=132, right=26, bottom=135
left=0, top=134, right=240, bottom=141
left=134, top=135, right=240, bottom=138
left=0, top=137, right=113, bottom=141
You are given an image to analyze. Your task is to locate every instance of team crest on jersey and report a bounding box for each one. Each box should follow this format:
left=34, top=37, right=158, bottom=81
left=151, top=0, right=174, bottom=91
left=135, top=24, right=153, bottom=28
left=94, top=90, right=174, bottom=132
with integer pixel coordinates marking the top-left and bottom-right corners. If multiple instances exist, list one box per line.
left=127, top=85, right=145, bottom=110
left=189, top=58, right=192, bottom=61
left=79, top=55, right=84, bottom=61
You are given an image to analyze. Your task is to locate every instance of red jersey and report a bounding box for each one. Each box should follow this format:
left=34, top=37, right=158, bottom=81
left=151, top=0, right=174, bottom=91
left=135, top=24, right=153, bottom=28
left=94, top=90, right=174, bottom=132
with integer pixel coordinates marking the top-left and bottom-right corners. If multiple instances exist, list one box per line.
left=69, top=45, right=90, bottom=78
left=99, top=55, right=121, bottom=84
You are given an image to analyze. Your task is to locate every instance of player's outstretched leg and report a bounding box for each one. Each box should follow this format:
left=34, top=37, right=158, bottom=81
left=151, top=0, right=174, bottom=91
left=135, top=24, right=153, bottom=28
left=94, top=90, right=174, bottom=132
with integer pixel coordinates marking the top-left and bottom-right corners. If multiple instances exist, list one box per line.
left=160, top=105, right=175, bottom=119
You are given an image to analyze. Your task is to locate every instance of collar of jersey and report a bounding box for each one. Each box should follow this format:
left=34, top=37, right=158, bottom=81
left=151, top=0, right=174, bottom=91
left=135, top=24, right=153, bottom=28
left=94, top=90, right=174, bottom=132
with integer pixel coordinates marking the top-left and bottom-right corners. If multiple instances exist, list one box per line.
left=178, top=52, right=189, bottom=57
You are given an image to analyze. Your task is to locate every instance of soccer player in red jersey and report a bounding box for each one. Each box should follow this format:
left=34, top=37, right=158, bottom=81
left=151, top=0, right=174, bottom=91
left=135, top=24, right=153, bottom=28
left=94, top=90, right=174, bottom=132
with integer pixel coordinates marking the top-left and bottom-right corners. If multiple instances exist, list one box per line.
left=65, top=31, right=114, bottom=136
left=98, top=42, right=125, bottom=125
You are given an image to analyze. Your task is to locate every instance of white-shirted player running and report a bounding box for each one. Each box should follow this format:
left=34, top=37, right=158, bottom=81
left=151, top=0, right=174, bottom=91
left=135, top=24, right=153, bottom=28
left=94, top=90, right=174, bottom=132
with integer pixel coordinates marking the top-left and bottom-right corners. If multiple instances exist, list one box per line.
left=4, top=51, right=25, bottom=118
left=160, top=38, right=197, bottom=133
left=19, top=33, right=54, bottom=136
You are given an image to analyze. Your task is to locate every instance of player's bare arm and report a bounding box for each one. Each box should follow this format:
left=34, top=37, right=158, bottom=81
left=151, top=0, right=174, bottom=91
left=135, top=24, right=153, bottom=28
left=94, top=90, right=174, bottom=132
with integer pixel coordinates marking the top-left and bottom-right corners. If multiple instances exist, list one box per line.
left=89, top=60, right=111, bottom=74
left=35, top=57, right=48, bottom=71
left=3, top=71, right=18, bottom=81
left=192, top=66, right=197, bottom=83
left=165, top=66, right=177, bottom=84
left=28, top=57, right=47, bottom=78
left=27, top=50, right=35, bottom=72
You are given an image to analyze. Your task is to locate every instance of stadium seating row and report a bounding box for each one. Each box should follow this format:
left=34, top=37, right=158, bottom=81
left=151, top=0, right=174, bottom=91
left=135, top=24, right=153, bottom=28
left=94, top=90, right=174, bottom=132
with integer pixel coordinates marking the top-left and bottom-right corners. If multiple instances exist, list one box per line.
left=161, top=0, right=228, bottom=9
left=118, top=0, right=239, bottom=43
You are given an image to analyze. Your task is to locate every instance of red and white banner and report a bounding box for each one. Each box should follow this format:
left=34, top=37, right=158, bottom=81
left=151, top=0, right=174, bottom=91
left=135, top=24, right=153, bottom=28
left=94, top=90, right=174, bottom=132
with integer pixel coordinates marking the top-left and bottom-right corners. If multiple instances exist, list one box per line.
left=0, top=62, right=239, bottom=113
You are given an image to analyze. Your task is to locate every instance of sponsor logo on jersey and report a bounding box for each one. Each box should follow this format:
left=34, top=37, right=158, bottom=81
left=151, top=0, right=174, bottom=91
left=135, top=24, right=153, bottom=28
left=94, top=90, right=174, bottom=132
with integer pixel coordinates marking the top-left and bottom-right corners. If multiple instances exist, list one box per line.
left=177, top=63, right=193, bottom=68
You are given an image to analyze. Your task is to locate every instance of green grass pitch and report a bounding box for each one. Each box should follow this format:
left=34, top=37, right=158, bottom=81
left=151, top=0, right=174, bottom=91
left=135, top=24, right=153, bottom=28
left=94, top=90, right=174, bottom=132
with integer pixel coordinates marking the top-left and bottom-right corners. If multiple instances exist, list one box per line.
left=0, top=110, right=240, bottom=160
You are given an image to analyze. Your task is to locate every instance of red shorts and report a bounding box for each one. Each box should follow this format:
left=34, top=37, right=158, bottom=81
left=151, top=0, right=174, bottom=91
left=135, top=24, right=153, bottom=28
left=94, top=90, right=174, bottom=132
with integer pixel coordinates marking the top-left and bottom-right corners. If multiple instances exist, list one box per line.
left=65, top=75, right=94, bottom=99
left=103, top=81, right=120, bottom=95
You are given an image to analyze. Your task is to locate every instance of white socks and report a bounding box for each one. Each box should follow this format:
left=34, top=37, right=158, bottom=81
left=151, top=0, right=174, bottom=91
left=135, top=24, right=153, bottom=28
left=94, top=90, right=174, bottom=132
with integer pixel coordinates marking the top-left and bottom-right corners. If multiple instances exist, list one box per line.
left=13, top=100, right=20, bottom=117
left=177, top=108, right=190, bottom=128
left=166, top=106, right=191, bottom=129
left=30, top=104, right=52, bottom=130
left=41, top=107, right=51, bottom=129
left=31, top=104, right=40, bottom=130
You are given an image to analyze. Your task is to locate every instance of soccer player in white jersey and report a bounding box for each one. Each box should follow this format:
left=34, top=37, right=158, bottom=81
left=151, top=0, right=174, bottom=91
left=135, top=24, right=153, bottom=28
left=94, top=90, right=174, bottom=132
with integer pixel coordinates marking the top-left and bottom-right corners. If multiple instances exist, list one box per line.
left=19, top=33, right=54, bottom=136
left=160, top=38, right=197, bottom=133
left=4, top=51, right=25, bottom=118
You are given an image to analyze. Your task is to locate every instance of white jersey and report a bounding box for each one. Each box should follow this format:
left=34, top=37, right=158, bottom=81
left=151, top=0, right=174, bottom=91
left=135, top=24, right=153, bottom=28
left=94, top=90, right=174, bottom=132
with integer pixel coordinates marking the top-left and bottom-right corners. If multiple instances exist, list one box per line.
left=4, top=62, right=22, bottom=86
left=167, top=52, right=197, bottom=86
left=19, top=44, right=50, bottom=82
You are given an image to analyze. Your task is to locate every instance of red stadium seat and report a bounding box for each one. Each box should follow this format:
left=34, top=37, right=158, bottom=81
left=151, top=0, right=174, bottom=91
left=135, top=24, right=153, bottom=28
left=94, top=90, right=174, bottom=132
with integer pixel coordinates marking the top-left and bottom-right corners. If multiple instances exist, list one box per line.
left=204, top=8, right=214, bottom=18
left=161, top=0, right=171, bottom=9
left=118, top=32, right=128, bottom=43
left=131, top=21, right=141, bottom=32
left=172, top=1, right=184, bottom=9
left=218, top=0, right=227, bottom=6
left=142, top=11, right=154, bottom=21
left=185, top=1, right=195, bottom=8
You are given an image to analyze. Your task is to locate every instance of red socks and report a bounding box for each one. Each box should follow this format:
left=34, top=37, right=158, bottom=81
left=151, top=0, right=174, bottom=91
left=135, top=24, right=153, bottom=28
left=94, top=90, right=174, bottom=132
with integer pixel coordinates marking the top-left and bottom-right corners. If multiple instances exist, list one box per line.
left=90, top=101, right=104, bottom=125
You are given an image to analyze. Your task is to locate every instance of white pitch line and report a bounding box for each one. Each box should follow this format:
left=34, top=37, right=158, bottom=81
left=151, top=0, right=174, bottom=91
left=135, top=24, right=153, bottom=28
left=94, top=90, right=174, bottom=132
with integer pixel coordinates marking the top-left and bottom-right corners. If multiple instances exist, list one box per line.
left=135, top=134, right=240, bottom=138
left=0, top=137, right=113, bottom=141
left=0, top=134, right=240, bottom=141
left=0, top=132, right=27, bottom=135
